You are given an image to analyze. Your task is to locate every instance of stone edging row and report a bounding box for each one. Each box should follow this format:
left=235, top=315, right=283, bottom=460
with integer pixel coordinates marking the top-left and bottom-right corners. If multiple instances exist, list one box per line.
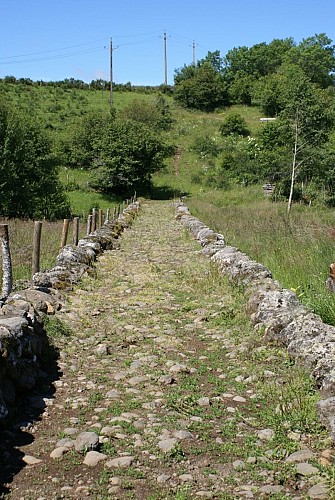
left=175, top=202, right=335, bottom=443
left=0, top=202, right=140, bottom=421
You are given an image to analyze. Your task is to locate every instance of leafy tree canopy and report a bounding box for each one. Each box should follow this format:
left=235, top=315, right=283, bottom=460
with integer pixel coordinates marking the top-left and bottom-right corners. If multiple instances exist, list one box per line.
left=0, top=101, right=70, bottom=219
left=88, top=118, right=174, bottom=195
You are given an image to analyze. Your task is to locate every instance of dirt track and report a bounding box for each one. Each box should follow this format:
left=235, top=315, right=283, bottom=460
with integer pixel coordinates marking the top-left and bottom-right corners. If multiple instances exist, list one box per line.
left=2, top=200, right=331, bottom=499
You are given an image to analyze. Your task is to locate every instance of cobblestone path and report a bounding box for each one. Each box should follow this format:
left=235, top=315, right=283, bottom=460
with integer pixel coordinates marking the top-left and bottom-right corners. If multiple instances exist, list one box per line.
left=4, top=200, right=331, bottom=499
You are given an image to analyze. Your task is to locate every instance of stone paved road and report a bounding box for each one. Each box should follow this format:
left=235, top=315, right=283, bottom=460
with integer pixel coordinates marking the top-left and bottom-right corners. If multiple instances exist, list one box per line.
left=4, top=200, right=331, bottom=499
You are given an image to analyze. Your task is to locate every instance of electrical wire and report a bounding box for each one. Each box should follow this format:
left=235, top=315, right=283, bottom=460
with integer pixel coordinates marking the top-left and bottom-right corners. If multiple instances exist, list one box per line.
left=0, top=47, right=106, bottom=65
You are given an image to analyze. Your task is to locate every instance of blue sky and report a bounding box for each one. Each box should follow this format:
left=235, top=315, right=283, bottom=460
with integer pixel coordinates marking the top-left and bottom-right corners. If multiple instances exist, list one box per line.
left=1, top=0, right=335, bottom=85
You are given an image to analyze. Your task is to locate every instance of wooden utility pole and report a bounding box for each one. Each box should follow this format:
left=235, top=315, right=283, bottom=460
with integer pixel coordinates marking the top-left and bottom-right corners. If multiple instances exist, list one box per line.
left=110, top=37, right=113, bottom=110
left=192, top=41, right=196, bottom=66
left=164, top=31, right=168, bottom=85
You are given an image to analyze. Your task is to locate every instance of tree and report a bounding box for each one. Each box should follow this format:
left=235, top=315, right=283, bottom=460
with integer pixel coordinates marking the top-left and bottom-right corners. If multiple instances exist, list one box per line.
left=223, top=39, right=294, bottom=104
left=89, top=119, right=174, bottom=195
left=0, top=102, right=70, bottom=219
left=284, top=33, right=335, bottom=88
left=174, top=62, right=227, bottom=111
left=256, top=65, right=335, bottom=210
left=220, top=113, right=250, bottom=137
left=63, top=110, right=112, bottom=168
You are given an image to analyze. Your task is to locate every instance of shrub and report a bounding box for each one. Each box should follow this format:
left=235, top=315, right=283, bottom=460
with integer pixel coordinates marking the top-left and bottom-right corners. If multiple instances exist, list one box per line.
left=0, top=101, right=70, bottom=219
left=219, top=113, right=250, bottom=137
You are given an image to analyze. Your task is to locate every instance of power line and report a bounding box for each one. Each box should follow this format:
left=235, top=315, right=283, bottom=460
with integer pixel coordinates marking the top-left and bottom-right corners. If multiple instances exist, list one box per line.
left=0, top=46, right=106, bottom=65
left=0, top=38, right=108, bottom=60
left=0, top=32, right=162, bottom=61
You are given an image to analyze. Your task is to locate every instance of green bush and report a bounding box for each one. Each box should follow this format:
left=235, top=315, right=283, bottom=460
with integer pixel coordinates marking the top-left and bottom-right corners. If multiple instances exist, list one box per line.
left=90, top=119, right=174, bottom=195
left=0, top=101, right=71, bottom=219
left=219, top=113, right=250, bottom=137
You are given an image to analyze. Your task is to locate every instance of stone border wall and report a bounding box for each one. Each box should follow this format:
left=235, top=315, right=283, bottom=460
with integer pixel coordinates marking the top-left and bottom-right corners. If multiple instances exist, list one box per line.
left=0, top=202, right=140, bottom=421
left=175, top=202, right=335, bottom=443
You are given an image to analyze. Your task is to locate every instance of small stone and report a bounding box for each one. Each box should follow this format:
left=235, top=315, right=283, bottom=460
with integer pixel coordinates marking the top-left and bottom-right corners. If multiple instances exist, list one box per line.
left=63, top=427, right=78, bottom=436
left=263, top=370, right=276, bottom=378
left=106, top=390, right=120, bottom=398
left=56, top=438, right=74, bottom=449
left=95, top=344, right=107, bottom=355
left=74, top=431, right=99, bottom=453
left=60, top=486, right=73, bottom=492
left=318, top=457, right=331, bottom=466
left=307, top=483, right=329, bottom=499
left=173, top=430, right=193, bottom=440
left=233, top=460, right=246, bottom=470
left=128, top=375, right=149, bottom=386
left=296, top=462, right=320, bottom=476
left=83, top=451, right=108, bottom=466
left=22, top=455, right=42, bottom=465
left=259, top=485, right=284, bottom=494
left=157, top=474, right=171, bottom=483
left=179, top=473, right=193, bottom=482
left=197, top=397, right=210, bottom=406
left=169, top=363, right=189, bottom=373
left=50, top=447, right=69, bottom=459
left=195, top=492, right=214, bottom=498
left=158, top=438, right=178, bottom=452
left=233, top=396, right=247, bottom=403
left=287, top=431, right=301, bottom=441
left=106, top=456, right=134, bottom=468
left=285, top=449, right=315, bottom=462
left=257, top=429, right=274, bottom=441
left=158, top=374, right=174, bottom=385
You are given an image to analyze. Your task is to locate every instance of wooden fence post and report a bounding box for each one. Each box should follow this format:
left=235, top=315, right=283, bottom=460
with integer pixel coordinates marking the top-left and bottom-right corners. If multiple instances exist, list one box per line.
left=73, top=217, right=79, bottom=246
left=92, top=208, right=97, bottom=232
left=87, top=214, right=93, bottom=235
left=32, top=221, right=42, bottom=276
left=98, top=209, right=103, bottom=229
left=60, top=219, right=69, bottom=248
left=113, top=207, right=117, bottom=220
left=106, top=208, right=111, bottom=222
left=0, top=224, right=12, bottom=299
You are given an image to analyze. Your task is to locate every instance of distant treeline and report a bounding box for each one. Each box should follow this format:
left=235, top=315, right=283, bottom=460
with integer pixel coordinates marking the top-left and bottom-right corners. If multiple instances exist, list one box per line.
left=0, top=75, right=173, bottom=94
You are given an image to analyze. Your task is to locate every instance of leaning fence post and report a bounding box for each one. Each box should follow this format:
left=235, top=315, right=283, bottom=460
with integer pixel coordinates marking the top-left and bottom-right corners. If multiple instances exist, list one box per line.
left=60, top=219, right=69, bottom=248
left=87, top=214, right=93, bottom=235
left=0, top=224, right=12, bottom=299
left=32, top=221, right=42, bottom=276
left=73, top=217, right=79, bottom=246
left=92, top=208, right=97, bottom=232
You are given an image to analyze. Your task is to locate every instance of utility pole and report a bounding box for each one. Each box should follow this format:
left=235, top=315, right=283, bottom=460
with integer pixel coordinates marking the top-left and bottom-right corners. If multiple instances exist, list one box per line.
left=164, top=31, right=168, bottom=85
left=192, top=40, right=196, bottom=66
left=110, top=37, right=113, bottom=110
